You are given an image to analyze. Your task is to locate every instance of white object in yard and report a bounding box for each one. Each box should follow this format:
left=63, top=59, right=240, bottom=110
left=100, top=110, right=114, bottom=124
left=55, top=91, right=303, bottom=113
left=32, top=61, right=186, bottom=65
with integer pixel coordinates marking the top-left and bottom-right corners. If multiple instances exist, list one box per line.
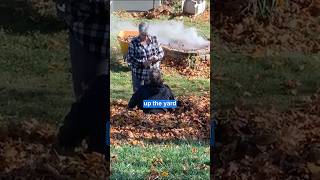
left=182, top=0, right=206, bottom=16
left=110, top=0, right=161, bottom=12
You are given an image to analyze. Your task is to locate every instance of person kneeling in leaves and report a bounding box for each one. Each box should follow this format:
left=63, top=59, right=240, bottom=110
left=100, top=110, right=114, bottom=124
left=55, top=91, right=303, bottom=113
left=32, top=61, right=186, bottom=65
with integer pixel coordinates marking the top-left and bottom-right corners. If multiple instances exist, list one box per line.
left=128, top=69, right=178, bottom=114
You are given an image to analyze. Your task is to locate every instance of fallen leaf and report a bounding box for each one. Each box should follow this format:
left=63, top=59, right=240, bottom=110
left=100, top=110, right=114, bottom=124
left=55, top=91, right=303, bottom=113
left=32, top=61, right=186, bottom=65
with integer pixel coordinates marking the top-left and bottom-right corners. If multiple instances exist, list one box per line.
left=161, top=171, right=169, bottom=177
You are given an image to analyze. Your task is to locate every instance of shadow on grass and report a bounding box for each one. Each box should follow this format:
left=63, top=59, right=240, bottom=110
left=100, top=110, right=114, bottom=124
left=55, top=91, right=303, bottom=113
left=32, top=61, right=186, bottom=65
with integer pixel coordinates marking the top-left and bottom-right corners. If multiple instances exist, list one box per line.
left=0, top=0, right=64, bottom=34
left=211, top=52, right=320, bottom=111
left=2, top=87, right=64, bottom=98
left=0, top=87, right=71, bottom=122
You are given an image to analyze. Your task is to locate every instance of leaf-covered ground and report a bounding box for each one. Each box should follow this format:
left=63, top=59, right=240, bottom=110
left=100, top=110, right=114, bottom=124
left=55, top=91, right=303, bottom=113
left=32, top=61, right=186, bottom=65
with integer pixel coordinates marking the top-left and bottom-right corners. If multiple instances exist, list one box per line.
left=0, top=94, right=211, bottom=179
left=110, top=95, right=210, bottom=146
left=0, top=120, right=109, bottom=179
left=214, top=89, right=320, bottom=179
left=214, top=0, right=320, bottom=55
left=162, top=57, right=210, bottom=79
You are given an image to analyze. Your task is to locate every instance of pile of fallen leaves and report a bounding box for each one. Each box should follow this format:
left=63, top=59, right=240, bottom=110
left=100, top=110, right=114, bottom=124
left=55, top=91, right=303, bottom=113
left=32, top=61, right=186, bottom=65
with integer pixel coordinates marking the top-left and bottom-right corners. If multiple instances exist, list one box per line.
left=162, top=57, right=210, bottom=79
left=113, top=5, right=174, bottom=19
left=214, top=89, right=320, bottom=179
left=215, top=1, right=320, bottom=54
left=0, top=120, right=109, bottom=179
left=113, top=3, right=210, bottom=20
left=143, top=5, right=174, bottom=19
left=110, top=95, right=210, bottom=146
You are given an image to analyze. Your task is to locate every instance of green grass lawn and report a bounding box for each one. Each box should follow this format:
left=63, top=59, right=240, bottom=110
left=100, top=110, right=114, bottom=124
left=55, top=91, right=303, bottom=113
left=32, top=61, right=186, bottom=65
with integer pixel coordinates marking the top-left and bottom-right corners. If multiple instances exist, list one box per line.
left=111, top=70, right=209, bottom=101
left=212, top=51, right=320, bottom=111
left=111, top=142, right=209, bottom=179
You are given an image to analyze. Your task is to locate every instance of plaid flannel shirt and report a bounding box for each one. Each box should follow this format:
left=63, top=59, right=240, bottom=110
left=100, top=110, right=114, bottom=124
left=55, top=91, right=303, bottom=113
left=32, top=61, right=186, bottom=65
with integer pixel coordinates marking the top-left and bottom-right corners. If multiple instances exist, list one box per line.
left=55, top=0, right=109, bottom=59
left=126, top=36, right=164, bottom=80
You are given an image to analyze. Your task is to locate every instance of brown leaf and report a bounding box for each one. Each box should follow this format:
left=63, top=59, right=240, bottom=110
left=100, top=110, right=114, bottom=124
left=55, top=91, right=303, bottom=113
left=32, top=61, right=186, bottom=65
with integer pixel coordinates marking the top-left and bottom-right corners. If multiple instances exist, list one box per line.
left=127, top=131, right=134, bottom=138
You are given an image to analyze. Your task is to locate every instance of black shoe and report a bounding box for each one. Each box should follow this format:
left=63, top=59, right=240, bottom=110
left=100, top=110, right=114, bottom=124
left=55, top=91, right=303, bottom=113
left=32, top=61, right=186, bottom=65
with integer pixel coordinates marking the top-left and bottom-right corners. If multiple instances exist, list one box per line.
left=57, top=102, right=88, bottom=149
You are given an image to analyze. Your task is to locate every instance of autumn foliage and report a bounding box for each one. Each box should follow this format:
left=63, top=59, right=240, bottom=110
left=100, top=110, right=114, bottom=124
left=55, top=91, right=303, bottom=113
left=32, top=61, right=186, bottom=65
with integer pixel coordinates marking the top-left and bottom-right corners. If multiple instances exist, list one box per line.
left=110, top=95, right=210, bottom=146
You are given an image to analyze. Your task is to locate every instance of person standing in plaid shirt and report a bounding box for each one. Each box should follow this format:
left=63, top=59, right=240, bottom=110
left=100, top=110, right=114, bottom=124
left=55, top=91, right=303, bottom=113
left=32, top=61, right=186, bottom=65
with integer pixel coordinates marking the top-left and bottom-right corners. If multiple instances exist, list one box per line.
left=53, top=0, right=109, bottom=156
left=126, top=22, right=164, bottom=92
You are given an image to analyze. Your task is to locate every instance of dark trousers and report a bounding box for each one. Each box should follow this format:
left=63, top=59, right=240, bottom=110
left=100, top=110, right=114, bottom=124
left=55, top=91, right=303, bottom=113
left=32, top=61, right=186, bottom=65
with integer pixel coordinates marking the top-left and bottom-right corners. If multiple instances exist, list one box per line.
left=57, top=32, right=109, bottom=156
left=69, top=33, right=108, bottom=100
left=131, top=73, right=144, bottom=92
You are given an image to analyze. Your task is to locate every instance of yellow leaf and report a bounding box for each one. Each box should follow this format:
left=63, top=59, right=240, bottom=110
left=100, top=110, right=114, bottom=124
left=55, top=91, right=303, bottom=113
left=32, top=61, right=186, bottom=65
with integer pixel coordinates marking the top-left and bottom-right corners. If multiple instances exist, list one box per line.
left=161, top=171, right=169, bottom=177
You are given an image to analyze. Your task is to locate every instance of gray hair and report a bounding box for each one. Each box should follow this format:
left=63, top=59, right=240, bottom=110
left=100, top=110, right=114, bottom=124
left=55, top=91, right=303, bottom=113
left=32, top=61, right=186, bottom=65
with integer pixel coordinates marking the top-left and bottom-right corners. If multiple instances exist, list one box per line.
left=149, top=69, right=163, bottom=85
left=139, top=22, right=149, bottom=35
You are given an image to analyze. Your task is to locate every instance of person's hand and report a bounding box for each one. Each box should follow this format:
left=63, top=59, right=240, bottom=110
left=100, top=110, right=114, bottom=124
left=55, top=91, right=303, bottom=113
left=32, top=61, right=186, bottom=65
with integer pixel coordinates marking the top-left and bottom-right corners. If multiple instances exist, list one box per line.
left=148, top=56, right=159, bottom=64
left=143, top=60, right=152, bottom=67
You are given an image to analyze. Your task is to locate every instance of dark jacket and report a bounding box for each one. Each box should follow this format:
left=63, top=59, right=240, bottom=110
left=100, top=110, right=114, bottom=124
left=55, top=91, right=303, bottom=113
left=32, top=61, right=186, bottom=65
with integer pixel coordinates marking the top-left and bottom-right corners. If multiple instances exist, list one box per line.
left=128, top=83, right=176, bottom=113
